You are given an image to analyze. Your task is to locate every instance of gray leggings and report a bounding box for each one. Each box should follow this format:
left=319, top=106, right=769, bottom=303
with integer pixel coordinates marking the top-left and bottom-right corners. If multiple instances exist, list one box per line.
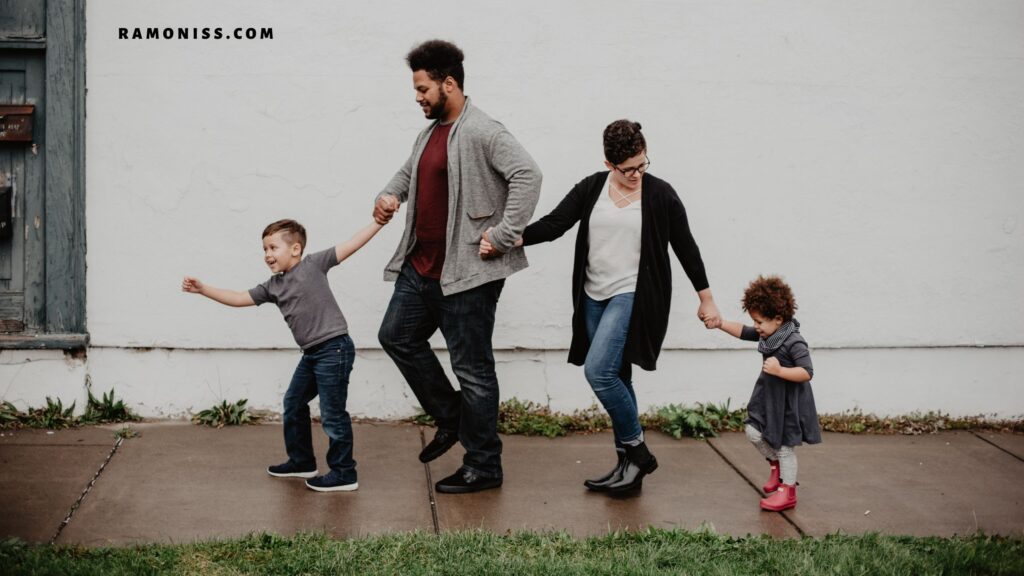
left=745, top=424, right=797, bottom=485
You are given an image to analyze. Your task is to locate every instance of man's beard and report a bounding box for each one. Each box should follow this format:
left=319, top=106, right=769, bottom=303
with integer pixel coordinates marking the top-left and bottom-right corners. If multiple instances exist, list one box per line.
left=426, top=90, right=448, bottom=120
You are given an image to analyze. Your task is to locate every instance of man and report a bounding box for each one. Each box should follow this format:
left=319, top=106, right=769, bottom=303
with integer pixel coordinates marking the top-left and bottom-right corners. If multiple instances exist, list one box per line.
left=374, top=40, right=541, bottom=493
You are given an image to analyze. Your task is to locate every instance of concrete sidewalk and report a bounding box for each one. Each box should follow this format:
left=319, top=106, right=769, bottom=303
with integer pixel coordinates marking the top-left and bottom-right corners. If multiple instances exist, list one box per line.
left=1, top=422, right=1022, bottom=546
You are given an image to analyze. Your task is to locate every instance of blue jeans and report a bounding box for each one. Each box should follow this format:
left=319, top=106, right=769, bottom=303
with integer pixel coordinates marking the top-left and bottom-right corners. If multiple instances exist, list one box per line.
left=379, top=262, right=505, bottom=478
left=583, top=292, right=642, bottom=446
left=282, top=334, right=356, bottom=482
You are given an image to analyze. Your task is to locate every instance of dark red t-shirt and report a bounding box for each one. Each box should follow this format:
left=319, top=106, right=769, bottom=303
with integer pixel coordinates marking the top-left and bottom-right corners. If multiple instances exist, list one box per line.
left=410, top=123, right=453, bottom=279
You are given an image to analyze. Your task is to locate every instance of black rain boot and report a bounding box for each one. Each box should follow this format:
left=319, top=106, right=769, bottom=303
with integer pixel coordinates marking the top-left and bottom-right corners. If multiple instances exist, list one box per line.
left=584, top=448, right=627, bottom=492
left=606, top=441, right=658, bottom=494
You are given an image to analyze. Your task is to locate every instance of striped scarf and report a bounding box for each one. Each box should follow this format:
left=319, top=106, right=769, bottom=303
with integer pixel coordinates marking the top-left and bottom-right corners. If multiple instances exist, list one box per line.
left=758, top=319, right=800, bottom=354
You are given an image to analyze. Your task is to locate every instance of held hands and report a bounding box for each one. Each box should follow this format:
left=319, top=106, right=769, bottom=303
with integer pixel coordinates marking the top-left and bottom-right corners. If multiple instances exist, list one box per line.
left=479, top=228, right=524, bottom=259
left=478, top=227, right=500, bottom=259
left=697, top=300, right=721, bottom=329
left=181, top=276, right=204, bottom=294
left=762, top=357, right=782, bottom=376
left=373, top=195, right=400, bottom=225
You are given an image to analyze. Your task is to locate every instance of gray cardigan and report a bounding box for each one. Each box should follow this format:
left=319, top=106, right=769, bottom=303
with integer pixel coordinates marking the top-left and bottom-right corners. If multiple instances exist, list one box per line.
left=378, top=98, right=542, bottom=295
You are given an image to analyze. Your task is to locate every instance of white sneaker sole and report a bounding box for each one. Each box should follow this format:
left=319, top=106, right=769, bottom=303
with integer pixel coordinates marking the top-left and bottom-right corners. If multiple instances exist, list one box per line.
left=305, top=481, right=359, bottom=492
left=267, top=469, right=318, bottom=479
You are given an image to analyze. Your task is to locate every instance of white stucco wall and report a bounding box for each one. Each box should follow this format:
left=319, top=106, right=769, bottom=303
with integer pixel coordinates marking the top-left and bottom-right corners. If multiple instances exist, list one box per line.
left=6, top=1, right=1023, bottom=418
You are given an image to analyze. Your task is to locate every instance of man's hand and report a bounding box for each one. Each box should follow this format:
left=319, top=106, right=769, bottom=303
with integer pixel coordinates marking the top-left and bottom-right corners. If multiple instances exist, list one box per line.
left=374, top=195, right=400, bottom=225
left=181, top=276, right=204, bottom=294
left=762, top=357, right=782, bottom=376
left=479, top=227, right=503, bottom=259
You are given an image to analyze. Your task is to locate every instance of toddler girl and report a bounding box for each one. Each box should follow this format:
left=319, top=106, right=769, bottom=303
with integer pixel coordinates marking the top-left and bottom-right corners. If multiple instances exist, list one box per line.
left=717, top=275, right=821, bottom=511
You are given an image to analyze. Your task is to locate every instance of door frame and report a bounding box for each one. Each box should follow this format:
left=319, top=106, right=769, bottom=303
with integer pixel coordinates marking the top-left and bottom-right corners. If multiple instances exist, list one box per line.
left=0, top=0, right=86, bottom=349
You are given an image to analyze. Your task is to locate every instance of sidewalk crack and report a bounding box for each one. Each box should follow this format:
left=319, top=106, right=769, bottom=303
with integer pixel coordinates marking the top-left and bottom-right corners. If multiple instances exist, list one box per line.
left=705, top=438, right=806, bottom=537
left=419, top=427, right=440, bottom=535
left=971, top=432, right=1024, bottom=464
left=50, top=435, right=124, bottom=545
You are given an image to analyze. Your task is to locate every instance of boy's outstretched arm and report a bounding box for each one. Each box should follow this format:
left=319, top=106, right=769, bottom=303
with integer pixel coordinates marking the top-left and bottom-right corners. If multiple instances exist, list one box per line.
left=335, top=222, right=384, bottom=263
left=182, top=277, right=255, bottom=307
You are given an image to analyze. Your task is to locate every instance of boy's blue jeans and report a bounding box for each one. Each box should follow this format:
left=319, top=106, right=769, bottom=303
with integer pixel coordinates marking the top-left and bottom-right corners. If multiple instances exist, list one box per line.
left=378, top=262, right=505, bottom=479
left=582, top=292, right=642, bottom=446
left=282, top=334, right=356, bottom=482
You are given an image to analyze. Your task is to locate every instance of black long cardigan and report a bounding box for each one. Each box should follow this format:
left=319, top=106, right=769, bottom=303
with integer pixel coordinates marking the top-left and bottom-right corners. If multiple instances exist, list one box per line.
left=522, top=171, right=710, bottom=371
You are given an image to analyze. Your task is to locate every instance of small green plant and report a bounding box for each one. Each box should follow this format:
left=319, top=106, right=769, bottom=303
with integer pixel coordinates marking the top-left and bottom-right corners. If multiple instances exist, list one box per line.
left=497, top=399, right=614, bottom=438
left=498, top=398, right=569, bottom=437
left=648, top=400, right=746, bottom=440
left=82, top=388, right=139, bottom=424
left=0, top=401, right=23, bottom=429
left=193, top=399, right=259, bottom=428
left=23, top=397, right=78, bottom=430
left=114, top=426, right=139, bottom=440
left=412, top=412, right=435, bottom=426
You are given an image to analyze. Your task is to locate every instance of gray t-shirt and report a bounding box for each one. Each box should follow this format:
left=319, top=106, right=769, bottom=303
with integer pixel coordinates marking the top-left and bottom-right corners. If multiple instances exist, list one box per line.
left=248, top=247, right=349, bottom=350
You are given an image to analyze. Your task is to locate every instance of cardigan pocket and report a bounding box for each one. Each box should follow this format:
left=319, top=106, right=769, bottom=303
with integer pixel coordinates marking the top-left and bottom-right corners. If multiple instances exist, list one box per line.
left=463, top=208, right=497, bottom=244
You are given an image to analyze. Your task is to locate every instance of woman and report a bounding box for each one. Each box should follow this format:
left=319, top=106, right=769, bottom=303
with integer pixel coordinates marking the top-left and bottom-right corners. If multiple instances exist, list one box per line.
left=482, top=120, right=720, bottom=493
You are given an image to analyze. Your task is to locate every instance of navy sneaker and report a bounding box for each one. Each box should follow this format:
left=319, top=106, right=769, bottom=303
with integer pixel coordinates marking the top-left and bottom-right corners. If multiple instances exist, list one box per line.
left=305, top=470, right=359, bottom=492
left=267, top=461, right=317, bottom=479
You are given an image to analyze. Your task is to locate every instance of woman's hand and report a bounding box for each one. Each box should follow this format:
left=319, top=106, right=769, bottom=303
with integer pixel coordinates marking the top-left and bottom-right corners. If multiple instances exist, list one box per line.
left=479, top=228, right=501, bottom=259
left=479, top=229, right=523, bottom=259
left=696, top=295, right=721, bottom=329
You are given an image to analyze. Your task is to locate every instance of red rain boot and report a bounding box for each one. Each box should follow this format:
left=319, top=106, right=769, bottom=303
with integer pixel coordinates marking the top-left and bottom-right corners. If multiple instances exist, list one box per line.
left=762, top=460, right=780, bottom=494
left=760, top=483, right=797, bottom=511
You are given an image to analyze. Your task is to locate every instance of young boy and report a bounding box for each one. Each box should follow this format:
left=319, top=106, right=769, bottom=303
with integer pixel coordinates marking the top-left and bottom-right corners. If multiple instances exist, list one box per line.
left=182, top=218, right=383, bottom=492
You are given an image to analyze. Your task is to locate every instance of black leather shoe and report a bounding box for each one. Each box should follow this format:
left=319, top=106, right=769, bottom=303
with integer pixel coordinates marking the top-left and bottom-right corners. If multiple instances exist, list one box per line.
left=584, top=449, right=627, bottom=492
left=607, top=442, right=658, bottom=494
left=419, top=428, right=459, bottom=463
left=435, top=467, right=503, bottom=494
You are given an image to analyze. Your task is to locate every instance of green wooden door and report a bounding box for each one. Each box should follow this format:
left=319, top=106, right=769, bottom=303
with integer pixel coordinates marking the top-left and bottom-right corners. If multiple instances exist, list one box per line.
left=0, top=51, right=45, bottom=333
left=0, top=0, right=85, bottom=347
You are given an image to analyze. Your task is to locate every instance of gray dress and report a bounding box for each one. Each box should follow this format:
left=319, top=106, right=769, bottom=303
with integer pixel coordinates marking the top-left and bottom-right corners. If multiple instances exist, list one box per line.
left=741, top=323, right=822, bottom=450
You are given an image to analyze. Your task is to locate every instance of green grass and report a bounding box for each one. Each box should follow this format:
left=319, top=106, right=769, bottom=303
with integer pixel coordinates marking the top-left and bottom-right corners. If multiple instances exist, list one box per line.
left=2, top=530, right=1022, bottom=575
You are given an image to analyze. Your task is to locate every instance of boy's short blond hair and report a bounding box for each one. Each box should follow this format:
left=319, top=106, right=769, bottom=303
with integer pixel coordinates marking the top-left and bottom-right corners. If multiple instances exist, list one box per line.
left=262, top=219, right=307, bottom=252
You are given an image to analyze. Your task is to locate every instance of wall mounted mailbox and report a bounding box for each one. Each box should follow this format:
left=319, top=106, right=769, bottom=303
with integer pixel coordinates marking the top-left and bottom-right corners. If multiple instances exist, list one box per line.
left=0, top=105, right=34, bottom=142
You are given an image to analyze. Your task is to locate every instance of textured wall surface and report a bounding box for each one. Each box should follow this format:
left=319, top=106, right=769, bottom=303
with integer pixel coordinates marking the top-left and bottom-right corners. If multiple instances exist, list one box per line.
left=14, top=1, right=1020, bottom=416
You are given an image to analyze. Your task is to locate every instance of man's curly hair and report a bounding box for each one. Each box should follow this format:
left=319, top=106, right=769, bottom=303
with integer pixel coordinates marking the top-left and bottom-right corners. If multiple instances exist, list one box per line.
left=742, top=275, right=797, bottom=321
left=603, top=120, right=646, bottom=165
left=407, top=39, right=465, bottom=89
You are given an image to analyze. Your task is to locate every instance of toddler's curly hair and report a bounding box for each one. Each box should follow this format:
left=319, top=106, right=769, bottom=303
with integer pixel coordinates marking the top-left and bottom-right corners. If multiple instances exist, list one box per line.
left=742, top=275, right=797, bottom=321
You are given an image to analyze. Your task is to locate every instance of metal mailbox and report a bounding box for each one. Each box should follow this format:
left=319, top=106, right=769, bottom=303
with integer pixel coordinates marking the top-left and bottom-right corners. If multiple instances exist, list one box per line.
left=0, top=105, right=34, bottom=142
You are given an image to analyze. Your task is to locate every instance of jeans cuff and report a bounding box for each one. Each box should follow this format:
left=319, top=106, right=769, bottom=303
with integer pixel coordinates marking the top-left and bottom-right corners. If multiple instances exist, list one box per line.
left=461, top=463, right=501, bottom=480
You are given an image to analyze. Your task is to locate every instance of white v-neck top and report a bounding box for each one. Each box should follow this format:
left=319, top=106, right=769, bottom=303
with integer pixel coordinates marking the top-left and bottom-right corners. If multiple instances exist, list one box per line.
left=584, top=179, right=642, bottom=300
